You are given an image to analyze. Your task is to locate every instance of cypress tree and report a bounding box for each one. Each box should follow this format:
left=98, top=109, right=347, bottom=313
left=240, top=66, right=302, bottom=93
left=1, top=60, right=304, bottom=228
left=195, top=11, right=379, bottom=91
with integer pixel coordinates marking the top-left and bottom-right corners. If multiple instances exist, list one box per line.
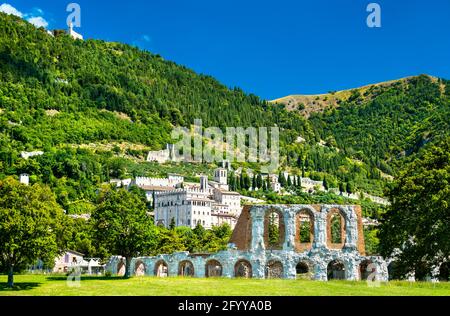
left=256, top=173, right=263, bottom=189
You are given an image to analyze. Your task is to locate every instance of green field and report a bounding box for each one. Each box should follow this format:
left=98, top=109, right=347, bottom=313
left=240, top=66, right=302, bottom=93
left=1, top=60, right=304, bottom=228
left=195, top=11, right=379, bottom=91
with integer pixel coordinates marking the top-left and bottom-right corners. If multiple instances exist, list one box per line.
left=1, top=275, right=449, bottom=296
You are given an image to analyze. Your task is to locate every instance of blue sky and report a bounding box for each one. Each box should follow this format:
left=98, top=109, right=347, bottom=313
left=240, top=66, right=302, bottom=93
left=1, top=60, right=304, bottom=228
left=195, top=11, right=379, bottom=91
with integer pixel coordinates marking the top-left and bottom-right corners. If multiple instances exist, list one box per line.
left=1, top=0, right=449, bottom=100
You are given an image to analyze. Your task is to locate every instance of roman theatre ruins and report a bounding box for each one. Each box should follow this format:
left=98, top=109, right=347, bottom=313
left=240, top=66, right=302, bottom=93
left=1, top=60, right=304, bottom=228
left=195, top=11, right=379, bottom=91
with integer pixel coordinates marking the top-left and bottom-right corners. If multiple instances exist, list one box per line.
left=106, top=204, right=388, bottom=281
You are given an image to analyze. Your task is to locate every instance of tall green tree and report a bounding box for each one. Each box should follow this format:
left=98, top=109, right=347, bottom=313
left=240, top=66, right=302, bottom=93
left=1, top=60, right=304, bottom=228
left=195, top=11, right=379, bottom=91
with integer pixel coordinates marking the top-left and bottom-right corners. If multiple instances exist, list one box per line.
left=0, top=177, right=66, bottom=288
left=256, top=173, right=263, bottom=189
left=91, top=188, right=157, bottom=278
left=379, top=137, right=450, bottom=277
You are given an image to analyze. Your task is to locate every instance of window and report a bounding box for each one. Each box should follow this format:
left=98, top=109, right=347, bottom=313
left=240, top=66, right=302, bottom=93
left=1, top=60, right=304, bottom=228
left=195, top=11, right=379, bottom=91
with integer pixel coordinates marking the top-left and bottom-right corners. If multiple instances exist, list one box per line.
left=264, top=209, right=285, bottom=250
left=296, top=209, right=314, bottom=252
left=268, top=212, right=280, bottom=245
left=327, top=209, right=346, bottom=248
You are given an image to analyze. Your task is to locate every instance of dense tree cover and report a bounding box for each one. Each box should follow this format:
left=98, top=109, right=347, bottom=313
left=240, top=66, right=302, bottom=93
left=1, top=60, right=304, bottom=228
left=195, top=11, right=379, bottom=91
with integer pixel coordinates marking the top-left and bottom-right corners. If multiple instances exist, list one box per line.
left=0, top=177, right=67, bottom=287
left=1, top=145, right=215, bottom=214
left=91, top=188, right=158, bottom=277
left=0, top=14, right=448, bottom=273
left=379, top=137, right=450, bottom=278
left=3, top=14, right=445, bottom=202
left=310, top=75, right=450, bottom=177
left=0, top=13, right=309, bottom=149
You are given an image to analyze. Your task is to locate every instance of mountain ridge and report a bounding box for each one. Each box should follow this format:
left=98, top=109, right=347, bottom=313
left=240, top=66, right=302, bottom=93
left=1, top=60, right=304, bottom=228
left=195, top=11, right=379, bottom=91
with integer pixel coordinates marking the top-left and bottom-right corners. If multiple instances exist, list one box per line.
left=270, top=75, right=446, bottom=117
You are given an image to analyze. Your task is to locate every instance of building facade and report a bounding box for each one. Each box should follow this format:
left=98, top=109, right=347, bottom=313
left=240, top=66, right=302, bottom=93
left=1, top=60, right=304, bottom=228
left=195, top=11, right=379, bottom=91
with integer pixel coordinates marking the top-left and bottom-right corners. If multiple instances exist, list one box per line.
left=154, top=168, right=241, bottom=229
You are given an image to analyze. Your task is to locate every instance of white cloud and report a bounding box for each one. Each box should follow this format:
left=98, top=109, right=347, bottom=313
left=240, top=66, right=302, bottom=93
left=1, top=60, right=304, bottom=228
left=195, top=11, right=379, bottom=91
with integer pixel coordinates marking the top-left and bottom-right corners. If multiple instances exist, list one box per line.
left=0, top=3, right=49, bottom=29
left=0, top=3, right=23, bottom=17
left=142, top=35, right=151, bottom=43
left=27, top=16, right=48, bottom=28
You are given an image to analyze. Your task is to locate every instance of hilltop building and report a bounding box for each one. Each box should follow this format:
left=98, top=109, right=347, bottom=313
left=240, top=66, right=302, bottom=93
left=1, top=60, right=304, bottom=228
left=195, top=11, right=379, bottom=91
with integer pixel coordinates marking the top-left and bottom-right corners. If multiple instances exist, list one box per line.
left=153, top=167, right=241, bottom=229
left=21, top=151, right=44, bottom=159
left=20, top=173, right=29, bottom=185
left=68, top=23, right=83, bottom=40
left=132, top=174, right=184, bottom=202
left=146, top=144, right=176, bottom=163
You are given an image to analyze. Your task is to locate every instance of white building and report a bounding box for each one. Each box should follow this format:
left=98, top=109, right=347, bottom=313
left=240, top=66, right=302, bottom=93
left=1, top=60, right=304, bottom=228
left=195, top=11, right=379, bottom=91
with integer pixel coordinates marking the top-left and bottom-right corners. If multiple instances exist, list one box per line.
left=21, top=151, right=44, bottom=159
left=53, top=250, right=84, bottom=273
left=213, top=167, right=229, bottom=191
left=134, top=174, right=183, bottom=188
left=68, top=23, right=83, bottom=40
left=133, top=174, right=184, bottom=202
left=213, top=189, right=241, bottom=215
left=20, top=173, right=29, bottom=186
left=271, top=182, right=281, bottom=192
left=147, top=144, right=175, bottom=163
left=154, top=188, right=214, bottom=229
left=300, top=177, right=325, bottom=192
left=110, top=178, right=132, bottom=188
left=53, top=250, right=104, bottom=275
left=154, top=168, right=241, bottom=229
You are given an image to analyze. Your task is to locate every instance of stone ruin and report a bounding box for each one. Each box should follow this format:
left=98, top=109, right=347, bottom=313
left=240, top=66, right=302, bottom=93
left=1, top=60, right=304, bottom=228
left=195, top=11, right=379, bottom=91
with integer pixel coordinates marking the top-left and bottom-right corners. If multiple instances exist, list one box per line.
left=106, top=204, right=389, bottom=281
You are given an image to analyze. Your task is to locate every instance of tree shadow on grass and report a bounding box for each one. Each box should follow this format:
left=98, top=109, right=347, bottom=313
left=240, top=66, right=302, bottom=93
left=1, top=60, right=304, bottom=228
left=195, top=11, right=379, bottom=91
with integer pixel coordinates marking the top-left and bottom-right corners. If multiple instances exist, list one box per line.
left=45, top=275, right=127, bottom=282
left=0, top=282, right=41, bottom=292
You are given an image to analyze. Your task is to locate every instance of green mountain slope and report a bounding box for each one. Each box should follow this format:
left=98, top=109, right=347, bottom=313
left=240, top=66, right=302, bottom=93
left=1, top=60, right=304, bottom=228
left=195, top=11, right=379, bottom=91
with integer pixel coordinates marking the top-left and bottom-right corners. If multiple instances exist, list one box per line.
left=0, top=13, right=307, bottom=152
left=0, top=13, right=449, bottom=211
left=308, top=75, right=450, bottom=175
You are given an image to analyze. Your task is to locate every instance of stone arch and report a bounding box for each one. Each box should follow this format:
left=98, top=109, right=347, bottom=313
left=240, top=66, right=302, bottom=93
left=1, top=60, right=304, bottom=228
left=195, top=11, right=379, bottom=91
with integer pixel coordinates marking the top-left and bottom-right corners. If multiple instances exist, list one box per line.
left=439, top=262, right=450, bottom=282
left=295, top=208, right=315, bottom=252
left=327, top=259, right=346, bottom=280
left=234, top=259, right=252, bottom=278
left=265, top=260, right=284, bottom=279
left=326, top=208, right=347, bottom=249
left=296, top=260, right=313, bottom=280
left=154, top=260, right=168, bottom=277
left=359, top=260, right=375, bottom=281
left=205, top=259, right=222, bottom=277
left=178, top=260, right=195, bottom=277
left=134, top=260, right=146, bottom=277
left=117, top=260, right=126, bottom=276
left=264, top=208, right=285, bottom=250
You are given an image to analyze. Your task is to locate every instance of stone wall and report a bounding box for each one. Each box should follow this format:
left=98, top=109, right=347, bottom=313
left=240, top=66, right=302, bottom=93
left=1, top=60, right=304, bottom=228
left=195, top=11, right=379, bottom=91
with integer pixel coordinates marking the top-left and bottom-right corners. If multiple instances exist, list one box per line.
left=106, top=204, right=388, bottom=281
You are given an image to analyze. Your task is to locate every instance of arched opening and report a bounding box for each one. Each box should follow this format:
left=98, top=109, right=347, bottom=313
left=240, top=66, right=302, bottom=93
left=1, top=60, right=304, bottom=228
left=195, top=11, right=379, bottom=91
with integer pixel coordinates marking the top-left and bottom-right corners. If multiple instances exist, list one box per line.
left=327, top=209, right=346, bottom=249
left=234, top=260, right=252, bottom=278
left=117, top=261, right=126, bottom=276
left=296, top=209, right=314, bottom=252
left=439, top=262, right=450, bottom=282
left=414, top=262, right=429, bottom=281
left=296, top=261, right=312, bottom=280
left=178, top=260, right=195, bottom=277
left=387, top=261, right=401, bottom=281
left=135, top=261, right=146, bottom=277
left=265, top=260, right=283, bottom=279
left=154, top=260, right=168, bottom=277
left=359, top=260, right=375, bottom=281
left=327, top=260, right=346, bottom=280
left=205, top=260, right=222, bottom=277
left=264, top=209, right=285, bottom=250
left=268, top=212, right=280, bottom=245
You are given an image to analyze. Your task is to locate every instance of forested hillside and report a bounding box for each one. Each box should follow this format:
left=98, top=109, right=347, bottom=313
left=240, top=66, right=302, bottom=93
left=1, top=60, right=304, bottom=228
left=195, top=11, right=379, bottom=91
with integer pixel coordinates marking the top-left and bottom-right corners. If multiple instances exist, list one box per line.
left=309, top=76, right=450, bottom=175
left=0, top=12, right=449, bottom=212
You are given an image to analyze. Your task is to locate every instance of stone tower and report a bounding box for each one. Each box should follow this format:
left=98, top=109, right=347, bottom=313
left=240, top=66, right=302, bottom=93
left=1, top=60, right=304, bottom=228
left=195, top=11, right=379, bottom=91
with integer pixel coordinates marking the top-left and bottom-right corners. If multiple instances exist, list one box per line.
left=200, top=175, right=209, bottom=191
left=214, top=168, right=228, bottom=185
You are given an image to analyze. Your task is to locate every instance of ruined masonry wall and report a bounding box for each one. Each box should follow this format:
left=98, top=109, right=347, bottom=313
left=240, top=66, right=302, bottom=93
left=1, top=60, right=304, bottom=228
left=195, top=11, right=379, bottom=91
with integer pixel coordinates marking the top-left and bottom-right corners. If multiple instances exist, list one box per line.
left=106, top=205, right=388, bottom=281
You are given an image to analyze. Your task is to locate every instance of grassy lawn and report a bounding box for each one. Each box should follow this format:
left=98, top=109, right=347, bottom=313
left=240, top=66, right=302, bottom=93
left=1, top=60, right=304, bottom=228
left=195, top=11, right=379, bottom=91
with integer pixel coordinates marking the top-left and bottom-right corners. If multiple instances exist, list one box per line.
left=0, top=275, right=449, bottom=296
